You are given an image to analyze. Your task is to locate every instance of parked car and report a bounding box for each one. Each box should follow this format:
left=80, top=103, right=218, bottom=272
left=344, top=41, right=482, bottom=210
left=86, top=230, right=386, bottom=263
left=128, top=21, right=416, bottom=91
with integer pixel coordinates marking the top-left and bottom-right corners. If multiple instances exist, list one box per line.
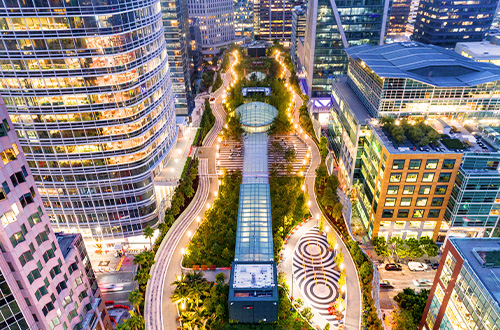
left=408, top=261, right=428, bottom=271
left=380, top=280, right=394, bottom=289
left=209, top=97, right=216, bottom=104
left=430, top=263, right=439, bottom=270
left=385, top=263, right=403, bottom=271
left=413, top=279, right=432, bottom=287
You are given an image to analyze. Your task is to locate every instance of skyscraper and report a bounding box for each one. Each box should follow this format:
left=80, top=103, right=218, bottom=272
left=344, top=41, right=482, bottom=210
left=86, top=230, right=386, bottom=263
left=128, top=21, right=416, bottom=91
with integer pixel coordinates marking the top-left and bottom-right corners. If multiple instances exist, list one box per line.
left=0, top=0, right=178, bottom=240
left=255, top=0, right=294, bottom=42
left=0, top=97, right=111, bottom=330
left=187, top=0, right=238, bottom=60
left=301, top=0, right=388, bottom=97
left=290, top=5, right=307, bottom=69
left=387, top=0, right=412, bottom=36
left=413, top=0, right=498, bottom=48
left=234, top=0, right=254, bottom=39
left=162, top=0, right=194, bottom=115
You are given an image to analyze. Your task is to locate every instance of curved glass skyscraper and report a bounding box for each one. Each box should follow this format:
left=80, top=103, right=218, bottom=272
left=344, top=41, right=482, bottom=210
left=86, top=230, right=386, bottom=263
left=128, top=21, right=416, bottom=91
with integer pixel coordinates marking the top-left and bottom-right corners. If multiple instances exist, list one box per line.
left=0, top=0, right=177, bottom=240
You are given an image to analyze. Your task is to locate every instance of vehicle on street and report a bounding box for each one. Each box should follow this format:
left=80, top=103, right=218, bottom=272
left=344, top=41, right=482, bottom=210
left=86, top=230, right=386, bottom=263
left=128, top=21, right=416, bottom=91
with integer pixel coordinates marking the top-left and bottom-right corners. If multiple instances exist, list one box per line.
left=385, top=263, right=403, bottom=271
left=101, top=284, right=123, bottom=292
left=209, top=97, right=216, bottom=104
left=379, top=280, right=394, bottom=289
left=413, top=279, right=432, bottom=287
left=408, top=261, right=428, bottom=271
left=430, top=263, right=439, bottom=270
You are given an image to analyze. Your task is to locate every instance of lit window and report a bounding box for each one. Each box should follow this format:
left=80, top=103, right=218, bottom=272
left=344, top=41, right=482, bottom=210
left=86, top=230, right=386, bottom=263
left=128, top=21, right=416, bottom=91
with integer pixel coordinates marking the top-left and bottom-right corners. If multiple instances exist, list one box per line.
left=403, top=186, right=415, bottom=194
left=400, top=197, right=412, bottom=206
left=412, top=209, right=424, bottom=218
left=425, top=159, right=439, bottom=169
left=422, top=173, right=434, bottom=182
left=416, top=198, right=428, bottom=207
left=390, top=173, right=402, bottom=182
left=406, top=173, right=418, bottom=182
left=385, top=198, right=396, bottom=206
left=387, top=186, right=399, bottom=195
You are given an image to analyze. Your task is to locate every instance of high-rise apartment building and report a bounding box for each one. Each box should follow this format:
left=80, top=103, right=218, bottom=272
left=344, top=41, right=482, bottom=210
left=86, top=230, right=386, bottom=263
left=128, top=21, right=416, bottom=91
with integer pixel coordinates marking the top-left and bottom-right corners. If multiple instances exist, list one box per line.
left=413, top=0, right=499, bottom=48
left=387, top=0, right=412, bottom=35
left=0, top=97, right=111, bottom=330
left=419, top=237, right=500, bottom=330
left=162, top=0, right=194, bottom=115
left=301, top=0, right=388, bottom=97
left=187, top=0, right=238, bottom=60
left=234, top=0, right=254, bottom=39
left=255, top=0, right=294, bottom=42
left=290, top=5, right=307, bottom=69
left=0, top=0, right=178, bottom=240
left=327, top=42, right=500, bottom=241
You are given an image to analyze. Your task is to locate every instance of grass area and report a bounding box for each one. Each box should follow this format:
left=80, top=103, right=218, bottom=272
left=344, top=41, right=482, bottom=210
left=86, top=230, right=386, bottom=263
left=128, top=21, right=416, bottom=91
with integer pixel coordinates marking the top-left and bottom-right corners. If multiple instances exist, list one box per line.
left=213, top=71, right=223, bottom=91
left=441, top=138, right=464, bottom=149
left=194, top=99, right=216, bottom=147
left=182, top=170, right=242, bottom=267
left=298, top=105, right=319, bottom=144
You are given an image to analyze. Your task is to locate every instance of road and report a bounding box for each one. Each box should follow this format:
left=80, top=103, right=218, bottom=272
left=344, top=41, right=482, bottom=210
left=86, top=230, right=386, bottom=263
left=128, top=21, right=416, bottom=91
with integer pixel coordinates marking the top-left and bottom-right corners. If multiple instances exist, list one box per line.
left=145, top=58, right=233, bottom=330
left=279, top=53, right=362, bottom=330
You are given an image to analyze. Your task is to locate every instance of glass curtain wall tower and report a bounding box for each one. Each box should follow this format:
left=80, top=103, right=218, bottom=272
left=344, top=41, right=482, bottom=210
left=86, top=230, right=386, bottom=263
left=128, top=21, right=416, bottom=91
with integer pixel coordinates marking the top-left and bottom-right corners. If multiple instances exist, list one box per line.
left=302, top=0, right=388, bottom=97
left=0, top=0, right=178, bottom=240
left=162, top=0, right=194, bottom=115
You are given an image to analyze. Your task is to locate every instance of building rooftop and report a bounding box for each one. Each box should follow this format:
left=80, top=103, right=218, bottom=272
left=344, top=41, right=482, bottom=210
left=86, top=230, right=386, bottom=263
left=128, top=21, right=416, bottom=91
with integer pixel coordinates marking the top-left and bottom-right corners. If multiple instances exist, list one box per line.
left=345, top=42, right=500, bottom=87
left=332, top=77, right=372, bottom=123
left=236, top=101, right=277, bottom=127
left=232, top=263, right=275, bottom=289
left=449, top=237, right=500, bottom=309
left=455, top=41, right=500, bottom=60
left=55, top=232, right=77, bottom=259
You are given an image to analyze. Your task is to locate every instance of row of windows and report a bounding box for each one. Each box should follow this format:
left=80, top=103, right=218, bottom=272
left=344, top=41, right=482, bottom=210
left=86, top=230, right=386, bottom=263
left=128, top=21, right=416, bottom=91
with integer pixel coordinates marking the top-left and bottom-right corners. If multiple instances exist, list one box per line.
left=390, top=172, right=452, bottom=183
left=393, top=159, right=456, bottom=170
left=387, top=184, right=448, bottom=195
left=385, top=197, right=444, bottom=207
left=382, top=208, right=441, bottom=218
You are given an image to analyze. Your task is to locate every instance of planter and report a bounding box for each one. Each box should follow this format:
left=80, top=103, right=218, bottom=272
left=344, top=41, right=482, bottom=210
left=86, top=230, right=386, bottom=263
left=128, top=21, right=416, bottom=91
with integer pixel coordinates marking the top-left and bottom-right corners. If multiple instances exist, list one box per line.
left=318, top=231, right=324, bottom=236
left=327, top=248, right=334, bottom=252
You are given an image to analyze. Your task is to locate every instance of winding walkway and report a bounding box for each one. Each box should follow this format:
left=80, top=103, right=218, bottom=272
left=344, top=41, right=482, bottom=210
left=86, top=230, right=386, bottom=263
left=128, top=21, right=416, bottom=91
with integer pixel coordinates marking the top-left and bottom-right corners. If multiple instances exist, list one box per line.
left=280, top=56, right=362, bottom=329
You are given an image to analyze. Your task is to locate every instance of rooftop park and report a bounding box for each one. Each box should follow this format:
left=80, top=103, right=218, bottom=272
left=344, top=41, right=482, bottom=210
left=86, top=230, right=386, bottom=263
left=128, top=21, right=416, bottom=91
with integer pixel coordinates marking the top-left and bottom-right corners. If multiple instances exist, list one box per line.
left=380, top=117, right=441, bottom=147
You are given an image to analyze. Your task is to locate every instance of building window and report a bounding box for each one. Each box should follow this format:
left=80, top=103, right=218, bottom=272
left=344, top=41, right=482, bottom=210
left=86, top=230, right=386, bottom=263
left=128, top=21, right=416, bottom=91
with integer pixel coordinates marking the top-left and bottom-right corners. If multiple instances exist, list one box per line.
left=442, top=159, right=455, bottom=169
left=397, top=209, right=409, bottom=218
left=27, top=269, right=41, bottom=284
left=390, top=173, right=402, bottom=182
left=416, top=197, right=428, bottom=207
left=403, top=186, right=415, bottom=194
left=380, top=221, right=391, bottom=228
left=412, top=209, right=424, bottom=218
left=385, top=198, right=396, bottom=206
left=2, top=181, right=9, bottom=195
left=419, top=185, right=431, bottom=195
left=10, top=171, right=26, bottom=187
left=35, top=286, right=48, bottom=301
left=19, top=251, right=33, bottom=266
left=382, top=210, right=394, bottom=218
left=422, top=173, right=434, bottom=182
left=394, top=221, right=406, bottom=229
left=10, top=231, right=25, bottom=247
left=406, top=173, right=418, bottom=182
left=435, top=186, right=447, bottom=194
left=400, top=197, right=412, bottom=206
left=408, top=159, right=421, bottom=170
left=0, top=210, right=16, bottom=227
left=409, top=221, right=421, bottom=228
left=425, top=159, right=439, bottom=169
left=19, top=193, right=34, bottom=208
left=428, top=209, right=440, bottom=218
left=392, top=160, right=405, bottom=169
left=431, top=198, right=444, bottom=206
left=387, top=186, right=399, bottom=195
left=438, top=173, right=451, bottom=182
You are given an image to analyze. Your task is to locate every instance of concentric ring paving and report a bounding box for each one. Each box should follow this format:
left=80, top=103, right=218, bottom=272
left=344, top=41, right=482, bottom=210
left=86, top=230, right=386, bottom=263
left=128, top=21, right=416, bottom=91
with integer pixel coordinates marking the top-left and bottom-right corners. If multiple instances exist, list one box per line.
left=292, top=226, right=344, bottom=326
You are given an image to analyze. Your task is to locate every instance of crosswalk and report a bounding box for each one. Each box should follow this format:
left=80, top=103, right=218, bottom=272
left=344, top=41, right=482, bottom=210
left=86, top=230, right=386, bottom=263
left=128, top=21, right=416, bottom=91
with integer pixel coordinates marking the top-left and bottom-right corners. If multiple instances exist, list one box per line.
left=216, top=139, right=244, bottom=173
left=292, top=227, right=344, bottom=327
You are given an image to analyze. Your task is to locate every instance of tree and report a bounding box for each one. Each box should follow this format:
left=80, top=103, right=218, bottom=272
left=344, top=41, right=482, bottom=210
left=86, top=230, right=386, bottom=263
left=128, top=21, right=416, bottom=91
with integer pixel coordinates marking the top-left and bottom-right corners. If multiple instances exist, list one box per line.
left=332, top=202, right=343, bottom=220
left=419, top=236, right=439, bottom=257
left=126, top=311, right=145, bottom=330
left=359, top=261, right=373, bottom=285
left=143, top=226, right=154, bottom=250
left=215, top=273, right=225, bottom=284
left=334, top=296, right=345, bottom=312
left=372, top=236, right=391, bottom=260
left=334, top=248, right=344, bottom=266
left=337, top=269, right=346, bottom=289
left=128, top=290, right=144, bottom=316
left=394, top=288, right=430, bottom=322
left=318, top=216, right=325, bottom=233
left=392, top=309, right=417, bottom=330
left=319, top=136, right=329, bottom=160
left=133, top=251, right=155, bottom=270
left=134, top=268, right=151, bottom=287
left=405, top=237, right=425, bottom=259
left=222, top=113, right=245, bottom=141
left=171, top=284, right=191, bottom=309
left=327, top=232, right=337, bottom=250
left=390, top=236, right=408, bottom=262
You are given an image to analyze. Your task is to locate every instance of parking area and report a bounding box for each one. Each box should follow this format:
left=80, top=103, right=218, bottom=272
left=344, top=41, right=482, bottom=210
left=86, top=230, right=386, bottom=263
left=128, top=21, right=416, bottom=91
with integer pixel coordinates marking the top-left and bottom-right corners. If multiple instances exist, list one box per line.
left=378, top=262, right=437, bottom=312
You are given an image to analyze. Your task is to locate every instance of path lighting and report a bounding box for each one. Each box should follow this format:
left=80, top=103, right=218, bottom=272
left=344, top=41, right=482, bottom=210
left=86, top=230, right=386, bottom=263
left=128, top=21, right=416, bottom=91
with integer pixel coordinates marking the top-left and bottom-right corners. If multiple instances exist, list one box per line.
left=216, top=152, right=219, bottom=158
left=325, top=226, right=329, bottom=233
left=335, top=243, right=338, bottom=250
left=218, top=180, right=221, bottom=185
left=295, top=124, right=298, bottom=129
left=206, top=202, right=211, bottom=208
left=214, top=191, right=218, bottom=197
left=303, top=159, right=307, bottom=165
left=301, top=185, right=306, bottom=191
left=308, top=201, right=312, bottom=207
left=196, top=216, right=201, bottom=223
left=181, top=248, right=185, bottom=255
left=340, top=263, right=345, bottom=270
left=180, top=303, right=185, bottom=310
left=187, top=231, right=192, bottom=238
left=342, top=285, right=346, bottom=293
left=300, top=128, right=303, bottom=134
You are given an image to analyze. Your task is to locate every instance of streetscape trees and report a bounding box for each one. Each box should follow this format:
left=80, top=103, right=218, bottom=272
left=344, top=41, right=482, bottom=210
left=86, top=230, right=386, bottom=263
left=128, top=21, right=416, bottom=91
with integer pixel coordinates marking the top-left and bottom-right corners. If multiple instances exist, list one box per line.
left=372, top=236, right=391, bottom=261
left=379, top=236, right=440, bottom=262
left=392, top=288, right=430, bottom=330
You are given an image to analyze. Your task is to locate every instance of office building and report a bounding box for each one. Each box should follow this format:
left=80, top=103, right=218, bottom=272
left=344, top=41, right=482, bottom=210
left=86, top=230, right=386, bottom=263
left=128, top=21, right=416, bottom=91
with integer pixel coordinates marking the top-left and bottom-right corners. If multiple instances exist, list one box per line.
left=413, top=0, right=498, bottom=48
left=0, top=0, right=178, bottom=241
left=234, top=0, right=254, bottom=39
left=0, top=98, right=111, bottom=330
left=328, top=42, right=500, bottom=240
left=455, top=39, right=500, bottom=66
left=162, top=0, right=194, bottom=115
left=444, top=152, right=500, bottom=239
left=301, top=0, right=388, bottom=97
left=387, top=0, right=412, bottom=35
left=406, top=0, right=420, bottom=35
left=187, top=0, right=238, bottom=60
left=189, top=18, right=203, bottom=77
left=344, top=42, right=500, bottom=119
left=290, top=5, right=307, bottom=69
left=255, top=0, right=294, bottom=42
left=419, top=237, right=500, bottom=330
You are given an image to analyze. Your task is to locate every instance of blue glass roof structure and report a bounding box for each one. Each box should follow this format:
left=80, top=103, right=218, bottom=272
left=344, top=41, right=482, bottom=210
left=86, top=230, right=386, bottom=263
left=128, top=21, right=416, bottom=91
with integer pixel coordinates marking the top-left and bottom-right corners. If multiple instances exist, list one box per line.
left=236, top=102, right=278, bottom=127
left=345, top=42, right=500, bottom=87
left=234, top=133, right=274, bottom=262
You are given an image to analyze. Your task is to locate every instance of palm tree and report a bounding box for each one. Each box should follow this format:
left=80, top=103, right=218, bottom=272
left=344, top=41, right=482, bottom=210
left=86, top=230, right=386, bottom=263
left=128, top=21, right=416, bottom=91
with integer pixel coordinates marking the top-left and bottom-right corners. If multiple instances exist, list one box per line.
left=133, top=251, right=155, bottom=270
left=186, top=270, right=205, bottom=284
left=189, top=280, right=209, bottom=307
left=116, top=322, right=130, bottom=330
left=128, top=290, right=144, bottom=316
left=143, top=226, right=154, bottom=250
left=126, top=311, right=145, bottom=330
left=171, top=285, right=191, bottom=310
left=172, top=273, right=187, bottom=288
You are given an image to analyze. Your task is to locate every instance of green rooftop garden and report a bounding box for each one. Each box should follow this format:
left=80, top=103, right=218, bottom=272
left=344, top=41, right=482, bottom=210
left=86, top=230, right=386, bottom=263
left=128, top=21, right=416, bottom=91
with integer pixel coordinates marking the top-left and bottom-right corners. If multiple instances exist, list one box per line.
left=380, top=117, right=441, bottom=147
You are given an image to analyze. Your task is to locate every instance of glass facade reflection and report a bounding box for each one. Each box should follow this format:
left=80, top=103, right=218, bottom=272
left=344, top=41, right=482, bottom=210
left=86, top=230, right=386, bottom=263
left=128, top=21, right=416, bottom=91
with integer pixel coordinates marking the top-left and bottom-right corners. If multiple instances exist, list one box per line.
left=302, top=0, right=386, bottom=97
left=0, top=0, right=177, bottom=240
left=161, top=0, right=193, bottom=115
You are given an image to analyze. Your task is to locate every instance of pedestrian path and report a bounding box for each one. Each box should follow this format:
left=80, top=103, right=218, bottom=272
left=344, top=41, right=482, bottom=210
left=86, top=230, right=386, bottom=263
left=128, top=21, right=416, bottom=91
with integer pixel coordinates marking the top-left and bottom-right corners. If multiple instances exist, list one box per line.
left=216, top=139, right=244, bottom=172
left=293, top=227, right=343, bottom=327
left=268, top=134, right=310, bottom=175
